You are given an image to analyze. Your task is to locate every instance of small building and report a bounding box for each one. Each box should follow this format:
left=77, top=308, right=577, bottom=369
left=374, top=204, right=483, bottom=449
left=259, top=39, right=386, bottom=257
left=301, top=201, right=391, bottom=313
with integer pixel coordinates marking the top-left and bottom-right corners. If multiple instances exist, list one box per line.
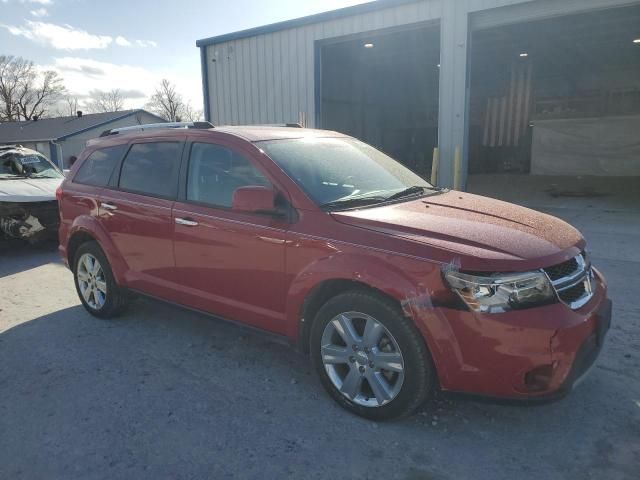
left=0, top=109, right=165, bottom=168
left=197, top=0, right=640, bottom=189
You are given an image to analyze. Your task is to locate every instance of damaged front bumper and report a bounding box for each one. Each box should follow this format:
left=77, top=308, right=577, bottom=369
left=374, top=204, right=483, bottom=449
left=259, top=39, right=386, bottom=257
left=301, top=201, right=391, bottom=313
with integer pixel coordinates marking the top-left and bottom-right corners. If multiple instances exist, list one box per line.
left=0, top=200, right=59, bottom=242
left=419, top=269, right=611, bottom=400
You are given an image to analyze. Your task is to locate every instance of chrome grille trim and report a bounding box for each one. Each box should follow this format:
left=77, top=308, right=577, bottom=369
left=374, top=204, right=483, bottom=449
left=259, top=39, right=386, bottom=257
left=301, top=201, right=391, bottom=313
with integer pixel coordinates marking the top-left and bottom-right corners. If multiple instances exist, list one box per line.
left=543, top=253, right=594, bottom=310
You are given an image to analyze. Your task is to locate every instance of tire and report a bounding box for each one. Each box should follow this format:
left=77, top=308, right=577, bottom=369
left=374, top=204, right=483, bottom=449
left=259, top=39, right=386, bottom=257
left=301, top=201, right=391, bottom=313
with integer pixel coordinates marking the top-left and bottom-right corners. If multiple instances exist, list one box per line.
left=310, top=290, right=435, bottom=421
left=73, top=241, right=128, bottom=318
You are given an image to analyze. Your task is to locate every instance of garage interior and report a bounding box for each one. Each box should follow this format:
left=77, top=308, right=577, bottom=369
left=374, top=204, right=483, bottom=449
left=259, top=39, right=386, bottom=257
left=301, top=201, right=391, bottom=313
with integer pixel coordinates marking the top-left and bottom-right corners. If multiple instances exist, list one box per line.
left=319, top=24, right=440, bottom=177
left=468, top=4, right=640, bottom=202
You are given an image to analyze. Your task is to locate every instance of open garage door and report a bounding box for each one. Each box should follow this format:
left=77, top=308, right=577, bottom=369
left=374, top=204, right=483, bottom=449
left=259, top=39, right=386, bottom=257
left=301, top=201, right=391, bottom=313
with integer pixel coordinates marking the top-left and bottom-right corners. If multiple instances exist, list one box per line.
left=317, top=24, right=440, bottom=177
left=469, top=5, right=640, bottom=178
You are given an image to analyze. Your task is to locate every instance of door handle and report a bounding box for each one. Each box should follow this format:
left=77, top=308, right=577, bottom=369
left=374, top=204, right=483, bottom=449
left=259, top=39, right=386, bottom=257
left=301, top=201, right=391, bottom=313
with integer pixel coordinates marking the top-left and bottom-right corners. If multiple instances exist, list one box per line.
left=101, top=202, right=117, bottom=211
left=175, top=217, right=199, bottom=227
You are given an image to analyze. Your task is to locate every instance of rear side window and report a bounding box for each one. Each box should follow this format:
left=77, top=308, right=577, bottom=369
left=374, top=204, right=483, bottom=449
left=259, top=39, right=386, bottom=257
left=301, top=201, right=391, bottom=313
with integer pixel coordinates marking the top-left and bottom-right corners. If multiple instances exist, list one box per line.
left=187, top=143, right=271, bottom=208
left=119, top=142, right=182, bottom=198
left=74, top=145, right=126, bottom=186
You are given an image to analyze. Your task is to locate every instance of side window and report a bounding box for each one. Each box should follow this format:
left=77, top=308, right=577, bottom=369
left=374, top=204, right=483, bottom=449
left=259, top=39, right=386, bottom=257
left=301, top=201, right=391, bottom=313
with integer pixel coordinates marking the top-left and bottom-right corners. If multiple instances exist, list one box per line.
left=187, top=143, right=271, bottom=208
left=73, top=145, right=126, bottom=186
left=119, top=142, right=182, bottom=198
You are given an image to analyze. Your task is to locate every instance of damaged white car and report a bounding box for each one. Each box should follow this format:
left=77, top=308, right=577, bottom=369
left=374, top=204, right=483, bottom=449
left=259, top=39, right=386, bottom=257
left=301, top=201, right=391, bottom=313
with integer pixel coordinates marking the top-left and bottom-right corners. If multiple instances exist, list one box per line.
left=0, top=145, right=63, bottom=243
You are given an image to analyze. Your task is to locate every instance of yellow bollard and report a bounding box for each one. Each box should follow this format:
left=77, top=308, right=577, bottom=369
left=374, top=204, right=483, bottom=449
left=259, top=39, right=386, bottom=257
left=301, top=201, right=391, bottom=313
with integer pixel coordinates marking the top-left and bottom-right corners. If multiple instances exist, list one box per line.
left=453, top=146, right=462, bottom=190
left=430, top=147, right=439, bottom=186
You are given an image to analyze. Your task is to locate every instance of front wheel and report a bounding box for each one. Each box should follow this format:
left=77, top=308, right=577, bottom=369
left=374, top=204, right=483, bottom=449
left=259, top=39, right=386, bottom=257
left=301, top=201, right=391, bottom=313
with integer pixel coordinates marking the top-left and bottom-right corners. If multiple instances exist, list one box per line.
left=310, top=291, right=435, bottom=420
left=73, top=241, right=128, bottom=318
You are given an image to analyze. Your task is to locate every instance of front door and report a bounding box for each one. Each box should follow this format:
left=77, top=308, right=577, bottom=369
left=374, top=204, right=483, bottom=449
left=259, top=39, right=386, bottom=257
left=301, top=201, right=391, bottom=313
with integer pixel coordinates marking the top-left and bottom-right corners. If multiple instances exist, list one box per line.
left=172, top=140, right=289, bottom=334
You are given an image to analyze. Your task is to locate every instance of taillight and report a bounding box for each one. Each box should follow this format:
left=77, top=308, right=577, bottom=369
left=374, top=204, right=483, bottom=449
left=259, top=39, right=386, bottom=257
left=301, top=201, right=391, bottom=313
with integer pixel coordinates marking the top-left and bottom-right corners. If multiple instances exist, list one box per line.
left=55, top=186, right=63, bottom=202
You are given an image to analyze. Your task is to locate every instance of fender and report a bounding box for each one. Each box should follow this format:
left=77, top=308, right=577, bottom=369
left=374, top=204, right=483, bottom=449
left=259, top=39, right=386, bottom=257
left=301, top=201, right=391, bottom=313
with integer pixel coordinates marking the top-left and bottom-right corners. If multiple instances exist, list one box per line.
left=284, top=249, right=457, bottom=385
left=285, top=251, right=426, bottom=341
left=67, top=215, right=129, bottom=285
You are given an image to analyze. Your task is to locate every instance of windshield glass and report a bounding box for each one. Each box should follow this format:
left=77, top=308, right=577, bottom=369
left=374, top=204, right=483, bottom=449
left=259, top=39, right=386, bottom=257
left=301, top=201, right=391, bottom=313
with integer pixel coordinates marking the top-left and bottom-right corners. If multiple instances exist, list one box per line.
left=259, top=137, right=433, bottom=208
left=0, top=151, right=63, bottom=179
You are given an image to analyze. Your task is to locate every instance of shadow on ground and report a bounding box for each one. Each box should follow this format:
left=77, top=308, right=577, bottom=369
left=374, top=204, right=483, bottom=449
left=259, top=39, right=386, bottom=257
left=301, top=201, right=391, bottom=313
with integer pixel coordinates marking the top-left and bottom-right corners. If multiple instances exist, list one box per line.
left=1, top=296, right=638, bottom=480
left=0, top=240, right=60, bottom=278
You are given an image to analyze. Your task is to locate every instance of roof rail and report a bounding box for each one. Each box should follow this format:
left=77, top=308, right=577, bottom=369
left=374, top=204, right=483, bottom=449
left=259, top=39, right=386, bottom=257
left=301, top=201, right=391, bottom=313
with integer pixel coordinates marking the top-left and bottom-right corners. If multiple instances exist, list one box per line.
left=222, top=123, right=303, bottom=128
left=100, top=121, right=214, bottom=137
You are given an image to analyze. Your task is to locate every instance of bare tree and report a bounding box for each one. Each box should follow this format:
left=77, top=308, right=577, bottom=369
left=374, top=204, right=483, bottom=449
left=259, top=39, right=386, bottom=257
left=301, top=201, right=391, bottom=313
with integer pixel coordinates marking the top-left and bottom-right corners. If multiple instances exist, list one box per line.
left=88, top=89, right=125, bottom=113
left=0, top=55, right=65, bottom=121
left=146, top=79, right=184, bottom=121
left=64, top=95, right=79, bottom=116
left=181, top=102, right=203, bottom=122
left=16, top=70, right=65, bottom=120
left=53, top=95, right=82, bottom=117
left=0, top=55, right=30, bottom=121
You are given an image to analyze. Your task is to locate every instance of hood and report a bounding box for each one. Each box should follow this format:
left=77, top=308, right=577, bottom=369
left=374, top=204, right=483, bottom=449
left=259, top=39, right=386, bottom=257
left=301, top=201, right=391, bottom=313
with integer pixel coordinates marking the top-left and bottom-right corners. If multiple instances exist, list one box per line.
left=331, top=191, right=584, bottom=268
left=0, top=177, right=62, bottom=202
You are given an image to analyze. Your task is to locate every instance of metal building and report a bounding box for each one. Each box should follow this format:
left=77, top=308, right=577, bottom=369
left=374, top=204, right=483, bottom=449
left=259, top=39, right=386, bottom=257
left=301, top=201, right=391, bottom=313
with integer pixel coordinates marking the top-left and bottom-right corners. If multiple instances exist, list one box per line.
left=197, top=0, right=640, bottom=189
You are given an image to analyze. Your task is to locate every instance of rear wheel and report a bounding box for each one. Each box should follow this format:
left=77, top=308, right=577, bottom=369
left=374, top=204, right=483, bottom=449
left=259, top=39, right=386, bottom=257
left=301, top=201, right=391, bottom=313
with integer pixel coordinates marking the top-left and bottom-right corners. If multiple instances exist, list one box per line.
left=310, top=290, right=435, bottom=420
left=73, top=241, right=128, bottom=318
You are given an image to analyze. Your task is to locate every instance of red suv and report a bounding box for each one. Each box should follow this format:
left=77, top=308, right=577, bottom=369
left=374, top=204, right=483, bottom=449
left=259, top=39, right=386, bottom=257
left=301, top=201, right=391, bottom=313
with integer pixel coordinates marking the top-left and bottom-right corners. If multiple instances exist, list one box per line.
left=58, top=122, right=611, bottom=420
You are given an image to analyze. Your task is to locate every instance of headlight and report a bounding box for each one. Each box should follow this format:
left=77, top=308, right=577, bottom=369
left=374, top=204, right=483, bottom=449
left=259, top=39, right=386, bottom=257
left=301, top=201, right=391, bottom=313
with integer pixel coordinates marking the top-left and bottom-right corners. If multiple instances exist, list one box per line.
left=444, top=270, right=555, bottom=313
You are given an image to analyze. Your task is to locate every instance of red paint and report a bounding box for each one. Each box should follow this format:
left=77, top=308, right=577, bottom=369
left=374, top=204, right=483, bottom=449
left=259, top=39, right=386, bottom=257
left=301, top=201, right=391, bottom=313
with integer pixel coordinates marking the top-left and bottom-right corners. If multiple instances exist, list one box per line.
left=58, top=127, right=610, bottom=400
left=231, top=186, right=277, bottom=214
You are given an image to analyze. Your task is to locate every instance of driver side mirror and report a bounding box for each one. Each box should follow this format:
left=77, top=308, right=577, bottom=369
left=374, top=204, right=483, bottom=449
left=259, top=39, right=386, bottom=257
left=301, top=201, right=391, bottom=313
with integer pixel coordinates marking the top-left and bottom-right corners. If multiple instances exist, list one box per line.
left=232, top=186, right=283, bottom=217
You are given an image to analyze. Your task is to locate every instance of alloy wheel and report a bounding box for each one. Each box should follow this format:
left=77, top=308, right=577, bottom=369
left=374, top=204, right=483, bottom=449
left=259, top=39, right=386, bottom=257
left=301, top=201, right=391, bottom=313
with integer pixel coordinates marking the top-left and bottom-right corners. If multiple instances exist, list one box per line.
left=77, top=253, right=107, bottom=310
left=320, top=311, right=405, bottom=407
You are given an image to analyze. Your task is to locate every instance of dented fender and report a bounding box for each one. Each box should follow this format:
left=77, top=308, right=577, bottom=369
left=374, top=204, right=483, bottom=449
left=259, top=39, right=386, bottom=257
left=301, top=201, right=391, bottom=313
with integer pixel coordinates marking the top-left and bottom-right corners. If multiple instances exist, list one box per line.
left=285, top=252, right=421, bottom=336
left=283, top=246, right=450, bottom=363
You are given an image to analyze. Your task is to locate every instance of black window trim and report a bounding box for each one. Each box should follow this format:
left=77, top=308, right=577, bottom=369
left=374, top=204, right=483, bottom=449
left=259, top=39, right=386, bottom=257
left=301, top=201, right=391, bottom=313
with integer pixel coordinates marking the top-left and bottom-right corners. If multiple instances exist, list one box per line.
left=70, top=144, right=127, bottom=187
left=180, top=140, right=279, bottom=212
left=108, top=139, right=187, bottom=202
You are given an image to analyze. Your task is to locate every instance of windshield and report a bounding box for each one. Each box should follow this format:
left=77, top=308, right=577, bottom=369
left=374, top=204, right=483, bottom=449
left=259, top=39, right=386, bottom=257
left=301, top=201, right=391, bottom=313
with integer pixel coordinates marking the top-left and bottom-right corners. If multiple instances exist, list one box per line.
left=0, top=151, right=63, bottom=179
left=259, top=137, right=434, bottom=209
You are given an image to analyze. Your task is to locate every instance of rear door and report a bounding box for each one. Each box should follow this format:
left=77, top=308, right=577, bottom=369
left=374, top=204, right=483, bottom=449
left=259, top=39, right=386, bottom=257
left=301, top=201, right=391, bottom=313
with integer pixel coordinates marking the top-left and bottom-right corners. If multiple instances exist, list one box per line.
left=62, top=144, right=127, bottom=248
left=99, top=138, right=185, bottom=300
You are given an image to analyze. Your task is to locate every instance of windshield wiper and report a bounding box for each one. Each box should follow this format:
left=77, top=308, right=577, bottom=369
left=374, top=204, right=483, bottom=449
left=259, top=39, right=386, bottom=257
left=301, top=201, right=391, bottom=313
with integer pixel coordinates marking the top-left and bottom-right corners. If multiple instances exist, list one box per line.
left=320, top=196, right=386, bottom=211
left=383, top=186, right=434, bottom=202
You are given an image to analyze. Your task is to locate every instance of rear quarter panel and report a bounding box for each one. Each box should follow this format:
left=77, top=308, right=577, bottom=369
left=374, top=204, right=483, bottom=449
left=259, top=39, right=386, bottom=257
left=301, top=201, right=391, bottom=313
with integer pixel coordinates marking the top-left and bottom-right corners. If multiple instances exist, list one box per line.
left=59, top=184, right=129, bottom=284
left=58, top=144, right=128, bottom=281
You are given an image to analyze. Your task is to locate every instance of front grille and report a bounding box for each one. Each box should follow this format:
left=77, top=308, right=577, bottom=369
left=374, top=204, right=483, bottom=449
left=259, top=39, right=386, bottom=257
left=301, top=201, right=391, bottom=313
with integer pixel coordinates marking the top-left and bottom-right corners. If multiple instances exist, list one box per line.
left=543, top=252, right=594, bottom=310
left=544, top=257, right=578, bottom=282
left=557, top=281, right=587, bottom=305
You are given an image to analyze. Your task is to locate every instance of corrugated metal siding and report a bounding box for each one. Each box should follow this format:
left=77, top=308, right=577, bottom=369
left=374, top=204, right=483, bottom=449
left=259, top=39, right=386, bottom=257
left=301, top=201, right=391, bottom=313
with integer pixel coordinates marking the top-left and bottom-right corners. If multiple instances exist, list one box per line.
left=471, top=0, right=640, bottom=28
left=203, top=0, right=537, bottom=126
left=201, top=0, right=640, bottom=186
left=204, top=0, right=455, bottom=126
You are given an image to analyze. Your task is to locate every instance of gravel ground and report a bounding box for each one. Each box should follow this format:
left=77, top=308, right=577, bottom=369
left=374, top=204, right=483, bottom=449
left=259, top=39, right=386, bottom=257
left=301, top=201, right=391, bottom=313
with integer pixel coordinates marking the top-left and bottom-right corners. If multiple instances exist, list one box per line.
left=1, top=206, right=639, bottom=480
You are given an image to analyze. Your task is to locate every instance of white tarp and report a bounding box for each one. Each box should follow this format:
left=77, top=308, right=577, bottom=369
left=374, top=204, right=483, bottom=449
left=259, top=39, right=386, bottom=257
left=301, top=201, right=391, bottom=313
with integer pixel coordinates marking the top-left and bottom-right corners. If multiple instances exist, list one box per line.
left=531, top=115, right=640, bottom=176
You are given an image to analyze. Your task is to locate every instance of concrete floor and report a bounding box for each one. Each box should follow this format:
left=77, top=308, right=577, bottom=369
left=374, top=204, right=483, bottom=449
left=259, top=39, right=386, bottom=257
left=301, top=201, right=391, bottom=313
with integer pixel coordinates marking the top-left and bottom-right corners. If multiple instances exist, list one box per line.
left=468, top=174, right=640, bottom=212
left=1, top=185, right=639, bottom=480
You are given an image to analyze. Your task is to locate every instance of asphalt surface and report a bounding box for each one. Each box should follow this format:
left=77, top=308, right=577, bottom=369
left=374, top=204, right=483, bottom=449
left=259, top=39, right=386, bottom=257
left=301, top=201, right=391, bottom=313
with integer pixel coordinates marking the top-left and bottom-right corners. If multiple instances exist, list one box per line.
left=1, top=206, right=639, bottom=480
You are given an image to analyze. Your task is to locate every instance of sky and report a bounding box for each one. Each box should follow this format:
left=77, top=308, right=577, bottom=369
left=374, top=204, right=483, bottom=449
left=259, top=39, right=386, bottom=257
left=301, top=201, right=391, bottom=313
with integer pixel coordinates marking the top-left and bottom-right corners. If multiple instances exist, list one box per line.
left=0, top=0, right=368, bottom=113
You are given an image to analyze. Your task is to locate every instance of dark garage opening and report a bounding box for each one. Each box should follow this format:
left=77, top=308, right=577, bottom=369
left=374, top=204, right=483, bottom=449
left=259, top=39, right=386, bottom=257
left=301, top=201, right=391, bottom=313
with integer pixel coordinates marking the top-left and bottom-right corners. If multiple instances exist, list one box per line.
left=318, top=24, right=440, bottom=177
left=469, top=5, right=640, bottom=180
